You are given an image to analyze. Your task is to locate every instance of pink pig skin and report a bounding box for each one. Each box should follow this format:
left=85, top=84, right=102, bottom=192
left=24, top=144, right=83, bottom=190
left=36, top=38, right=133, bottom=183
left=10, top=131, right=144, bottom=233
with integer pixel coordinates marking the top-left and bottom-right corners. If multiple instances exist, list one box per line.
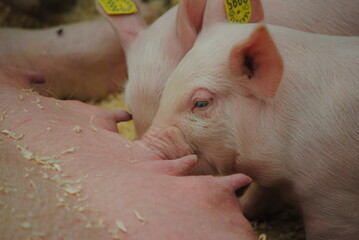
left=100, top=0, right=358, bottom=138
left=0, top=19, right=127, bottom=101
left=140, top=23, right=359, bottom=240
left=0, top=64, right=256, bottom=240
left=261, top=0, right=359, bottom=36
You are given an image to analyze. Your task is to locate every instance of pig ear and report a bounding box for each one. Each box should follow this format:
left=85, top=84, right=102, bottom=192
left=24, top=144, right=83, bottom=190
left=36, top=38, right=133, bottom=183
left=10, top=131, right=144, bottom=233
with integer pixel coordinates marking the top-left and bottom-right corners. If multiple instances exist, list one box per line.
left=229, top=25, right=283, bottom=99
left=203, top=0, right=264, bottom=28
left=176, top=0, right=207, bottom=52
left=96, top=0, right=147, bottom=50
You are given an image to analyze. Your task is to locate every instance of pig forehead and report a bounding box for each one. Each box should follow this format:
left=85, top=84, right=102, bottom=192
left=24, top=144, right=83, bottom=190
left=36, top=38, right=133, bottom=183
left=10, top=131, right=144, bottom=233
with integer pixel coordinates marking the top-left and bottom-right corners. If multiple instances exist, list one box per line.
left=194, top=23, right=258, bottom=54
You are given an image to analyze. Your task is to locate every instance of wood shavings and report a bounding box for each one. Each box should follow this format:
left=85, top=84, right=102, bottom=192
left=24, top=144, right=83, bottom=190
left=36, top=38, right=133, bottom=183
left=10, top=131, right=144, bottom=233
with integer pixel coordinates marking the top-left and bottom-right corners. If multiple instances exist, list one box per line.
left=73, top=125, right=82, bottom=133
left=46, top=127, right=52, bottom=131
left=27, top=193, right=35, bottom=199
left=25, top=167, right=34, bottom=172
left=90, top=115, right=98, bottom=132
left=77, top=205, right=87, bottom=212
left=0, top=182, right=17, bottom=193
left=23, top=107, right=28, bottom=113
left=128, top=159, right=140, bottom=164
left=53, top=163, right=62, bottom=172
left=64, top=185, right=82, bottom=195
left=56, top=102, right=63, bottom=109
left=109, top=229, right=121, bottom=240
left=40, top=171, right=49, bottom=179
left=1, top=128, right=24, bottom=140
left=22, top=88, right=39, bottom=95
left=29, top=180, right=37, bottom=189
left=17, top=145, right=33, bottom=160
left=125, top=144, right=131, bottom=149
left=77, top=194, right=89, bottom=202
left=85, top=220, right=94, bottom=228
left=0, top=111, right=7, bottom=121
left=61, top=147, right=75, bottom=154
left=17, top=145, right=62, bottom=171
left=258, top=233, right=267, bottom=240
left=56, top=194, right=70, bottom=211
left=133, top=210, right=146, bottom=222
left=31, top=97, right=40, bottom=104
left=20, top=221, right=31, bottom=229
left=95, top=174, right=104, bottom=177
left=56, top=194, right=65, bottom=203
left=116, top=220, right=127, bottom=233
left=98, top=217, right=105, bottom=228
left=19, top=94, right=24, bottom=100
left=36, top=104, right=44, bottom=109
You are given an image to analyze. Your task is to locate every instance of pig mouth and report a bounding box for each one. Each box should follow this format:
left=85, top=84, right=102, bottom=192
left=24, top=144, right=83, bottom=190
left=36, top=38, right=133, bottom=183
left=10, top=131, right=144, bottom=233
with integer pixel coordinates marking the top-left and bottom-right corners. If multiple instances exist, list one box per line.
left=140, top=126, right=195, bottom=160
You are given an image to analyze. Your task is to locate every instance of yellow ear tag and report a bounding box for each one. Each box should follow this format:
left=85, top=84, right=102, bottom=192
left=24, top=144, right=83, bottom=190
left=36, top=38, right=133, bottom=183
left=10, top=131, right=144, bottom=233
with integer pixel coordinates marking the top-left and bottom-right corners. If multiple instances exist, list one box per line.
left=98, top=0, right=137, bottom=15
left=224, top=0, right=252, bottom=23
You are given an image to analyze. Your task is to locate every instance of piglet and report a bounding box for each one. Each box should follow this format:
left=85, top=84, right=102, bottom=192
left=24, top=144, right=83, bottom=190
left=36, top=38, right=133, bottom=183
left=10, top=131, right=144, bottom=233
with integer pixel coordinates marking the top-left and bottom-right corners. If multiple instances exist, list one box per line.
left=98, top=0, right=263, bottom=137
left=139, top=23, right=359, bottom=240
left=100, top=0, right=359, bottom=138
left=0, top=19, right=127, bottom=101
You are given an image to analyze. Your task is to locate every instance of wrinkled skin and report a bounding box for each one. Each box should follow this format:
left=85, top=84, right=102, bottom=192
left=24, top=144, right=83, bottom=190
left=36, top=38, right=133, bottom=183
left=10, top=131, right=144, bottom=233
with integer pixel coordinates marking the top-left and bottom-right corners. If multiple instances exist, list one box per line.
left=140, top=24, right=359, bottom=240
left=0, top=64, right=256, bottom=240
left=0, top=18, right=127, bottom=101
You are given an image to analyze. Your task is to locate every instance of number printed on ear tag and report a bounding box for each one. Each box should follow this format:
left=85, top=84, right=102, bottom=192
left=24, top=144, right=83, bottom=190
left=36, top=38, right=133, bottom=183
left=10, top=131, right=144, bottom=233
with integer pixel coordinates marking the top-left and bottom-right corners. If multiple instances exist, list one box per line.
left=224, top=0, right=252, bottom=23
left=98, top=0, right=137, bottom=15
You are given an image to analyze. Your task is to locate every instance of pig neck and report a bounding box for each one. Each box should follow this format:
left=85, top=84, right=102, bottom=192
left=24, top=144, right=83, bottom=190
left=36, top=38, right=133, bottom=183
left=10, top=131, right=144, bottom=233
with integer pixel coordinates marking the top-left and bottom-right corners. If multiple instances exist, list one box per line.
left=125, top=6, right=191, bottom=134
left=235, top=27, right=359, bottom=195
left=232, top=26, right=359, bottom=239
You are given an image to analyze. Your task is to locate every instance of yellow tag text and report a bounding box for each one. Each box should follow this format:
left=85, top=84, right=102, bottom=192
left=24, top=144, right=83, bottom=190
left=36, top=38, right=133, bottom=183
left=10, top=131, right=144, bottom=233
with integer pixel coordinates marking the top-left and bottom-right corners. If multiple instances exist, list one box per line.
left=98, top=0, right=137, bottom=15
left=224, top=0, right=252, bottom=23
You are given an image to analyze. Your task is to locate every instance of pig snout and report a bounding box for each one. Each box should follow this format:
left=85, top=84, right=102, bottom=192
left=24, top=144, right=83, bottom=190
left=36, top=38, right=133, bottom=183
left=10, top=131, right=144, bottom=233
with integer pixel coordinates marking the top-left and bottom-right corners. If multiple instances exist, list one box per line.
left=140, top=126, right=194, bottom=160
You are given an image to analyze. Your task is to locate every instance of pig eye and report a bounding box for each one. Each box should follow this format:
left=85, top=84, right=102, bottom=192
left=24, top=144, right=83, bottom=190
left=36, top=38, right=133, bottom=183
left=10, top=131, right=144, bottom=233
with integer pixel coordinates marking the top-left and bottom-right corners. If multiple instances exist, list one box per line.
left=194, top=100, right=211, bottom=109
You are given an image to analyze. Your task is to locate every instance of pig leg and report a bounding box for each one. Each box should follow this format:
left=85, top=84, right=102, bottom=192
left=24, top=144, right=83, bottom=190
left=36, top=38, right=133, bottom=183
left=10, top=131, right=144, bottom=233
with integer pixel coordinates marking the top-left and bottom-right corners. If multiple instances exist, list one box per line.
left=0, top=18, right=127, bottom=101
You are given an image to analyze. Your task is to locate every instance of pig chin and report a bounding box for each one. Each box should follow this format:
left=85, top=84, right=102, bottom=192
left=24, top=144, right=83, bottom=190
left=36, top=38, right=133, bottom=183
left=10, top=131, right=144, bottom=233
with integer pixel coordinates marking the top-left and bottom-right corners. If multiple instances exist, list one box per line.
left=140, top=126, right=194, bottom=160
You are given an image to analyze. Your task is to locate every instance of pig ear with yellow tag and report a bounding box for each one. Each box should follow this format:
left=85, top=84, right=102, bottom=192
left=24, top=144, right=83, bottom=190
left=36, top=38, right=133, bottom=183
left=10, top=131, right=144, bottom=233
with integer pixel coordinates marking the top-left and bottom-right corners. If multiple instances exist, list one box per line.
left=229, top=25, right=283, bottom=99
left=96, top=0, right=147, bottom=52
left=176, top=0, right=207, bottom=52
left=203, top=0, right=264, bottom=30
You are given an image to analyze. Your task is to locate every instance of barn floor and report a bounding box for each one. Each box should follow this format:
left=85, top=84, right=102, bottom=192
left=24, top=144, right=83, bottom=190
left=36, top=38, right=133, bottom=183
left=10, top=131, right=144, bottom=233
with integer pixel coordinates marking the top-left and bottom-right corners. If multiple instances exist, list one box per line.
left=0, top=0, right=305, bottom=239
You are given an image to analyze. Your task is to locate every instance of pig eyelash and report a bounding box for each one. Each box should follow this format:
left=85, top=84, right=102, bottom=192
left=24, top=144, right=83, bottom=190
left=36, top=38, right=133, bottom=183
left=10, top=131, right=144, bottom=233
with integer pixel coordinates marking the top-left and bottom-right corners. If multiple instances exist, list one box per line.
left=193, top=99, right=213, bottom=110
